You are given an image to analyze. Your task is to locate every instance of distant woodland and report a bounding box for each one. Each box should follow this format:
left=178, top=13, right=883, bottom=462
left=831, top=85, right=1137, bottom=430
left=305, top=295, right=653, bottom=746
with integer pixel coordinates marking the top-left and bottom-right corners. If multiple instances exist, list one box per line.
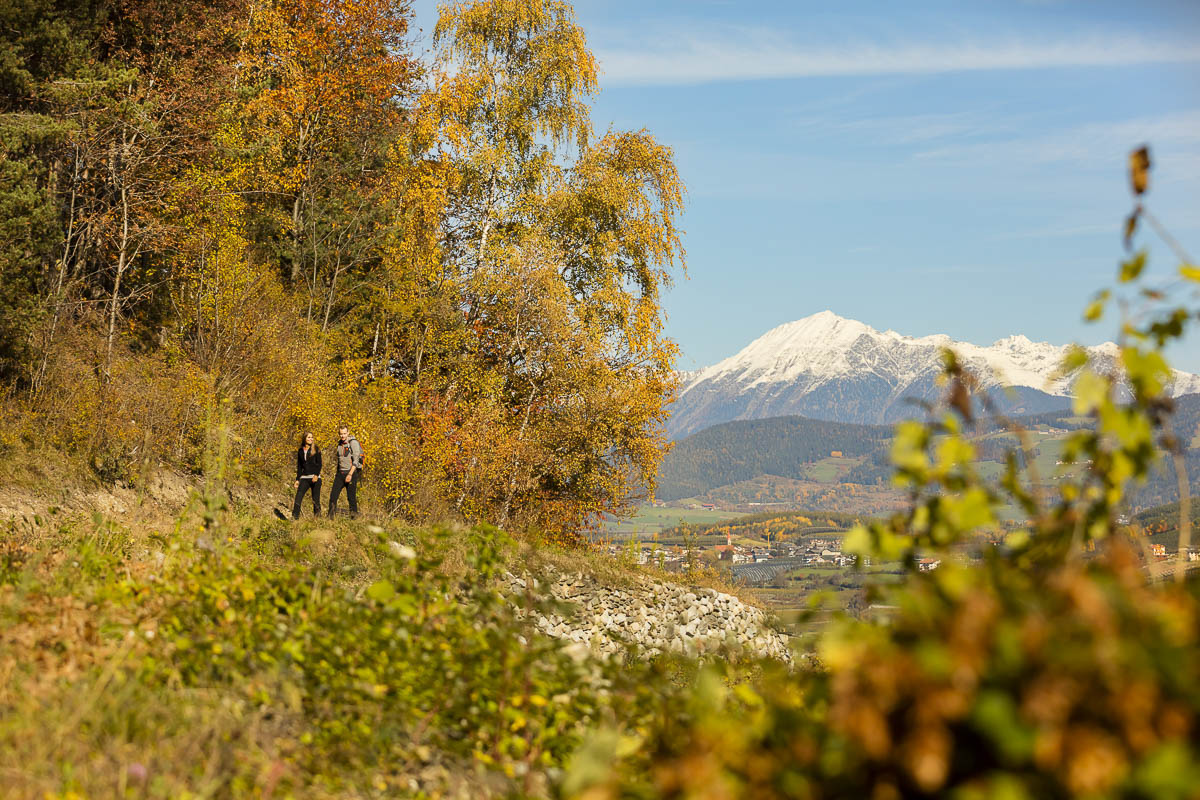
left=656, top=415, right=892, bottom=500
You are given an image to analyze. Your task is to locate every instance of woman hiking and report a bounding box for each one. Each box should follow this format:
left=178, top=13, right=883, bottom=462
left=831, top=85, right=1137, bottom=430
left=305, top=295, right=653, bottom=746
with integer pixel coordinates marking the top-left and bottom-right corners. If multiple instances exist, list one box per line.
left=292, top=432, right=323, bottom=519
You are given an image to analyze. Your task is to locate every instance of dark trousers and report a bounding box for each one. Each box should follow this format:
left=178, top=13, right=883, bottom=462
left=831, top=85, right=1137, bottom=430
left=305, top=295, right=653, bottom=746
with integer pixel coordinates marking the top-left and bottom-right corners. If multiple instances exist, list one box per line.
left=292, top=477, right=321, bottom=519
left=328, top=470, right=358, bottom=517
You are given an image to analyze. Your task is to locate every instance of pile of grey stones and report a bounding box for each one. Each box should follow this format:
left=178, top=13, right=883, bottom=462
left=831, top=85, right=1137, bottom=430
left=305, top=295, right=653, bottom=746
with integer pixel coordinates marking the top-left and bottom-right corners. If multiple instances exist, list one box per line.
left=505, top=570, right=792, bottom=663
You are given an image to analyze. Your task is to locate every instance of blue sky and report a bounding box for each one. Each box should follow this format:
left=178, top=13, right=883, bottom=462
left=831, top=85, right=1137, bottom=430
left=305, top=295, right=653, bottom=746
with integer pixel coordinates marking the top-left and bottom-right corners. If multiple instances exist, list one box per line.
left=413, top=1, right=1200, bottom=372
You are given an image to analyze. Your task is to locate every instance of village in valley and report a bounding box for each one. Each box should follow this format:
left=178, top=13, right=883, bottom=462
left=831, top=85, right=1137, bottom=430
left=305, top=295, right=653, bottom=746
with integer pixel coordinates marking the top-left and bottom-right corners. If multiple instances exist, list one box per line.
left=600, top=488, right=1200, bottom=633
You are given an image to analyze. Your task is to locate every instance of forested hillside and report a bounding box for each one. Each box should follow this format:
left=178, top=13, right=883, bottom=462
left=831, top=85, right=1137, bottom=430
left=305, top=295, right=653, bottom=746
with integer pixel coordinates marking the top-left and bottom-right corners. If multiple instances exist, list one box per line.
left=661, top=509, right=867, bottom=542
left=0, top=0, right=684, bottom=537
left=1124, top=393, right=1200, bottom=509
left=658, top=398, right=1200, bottom=509
left=656, top=415, right=891, bottom=500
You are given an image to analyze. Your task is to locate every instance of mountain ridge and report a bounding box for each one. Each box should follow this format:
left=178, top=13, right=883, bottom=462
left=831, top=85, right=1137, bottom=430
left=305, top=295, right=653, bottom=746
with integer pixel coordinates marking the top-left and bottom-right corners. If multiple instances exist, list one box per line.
left=669, top=311, right=1200, bottom=438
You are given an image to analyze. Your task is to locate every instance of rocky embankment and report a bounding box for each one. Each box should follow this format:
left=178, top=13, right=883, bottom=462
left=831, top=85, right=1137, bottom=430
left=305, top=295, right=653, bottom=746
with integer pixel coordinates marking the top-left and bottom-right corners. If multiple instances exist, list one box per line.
left=507, top=570, right=792, bottom=663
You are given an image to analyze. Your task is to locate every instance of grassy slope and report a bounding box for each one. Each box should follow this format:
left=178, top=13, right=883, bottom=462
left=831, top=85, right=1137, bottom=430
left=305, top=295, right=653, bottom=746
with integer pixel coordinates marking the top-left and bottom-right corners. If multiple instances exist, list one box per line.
left=0, top=460, right=765, bottom=798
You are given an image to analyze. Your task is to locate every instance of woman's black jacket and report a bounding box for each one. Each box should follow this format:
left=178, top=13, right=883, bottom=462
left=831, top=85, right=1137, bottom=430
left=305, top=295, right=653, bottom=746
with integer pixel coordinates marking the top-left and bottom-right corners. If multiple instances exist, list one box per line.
left=296, top=446, right=322, bottom=480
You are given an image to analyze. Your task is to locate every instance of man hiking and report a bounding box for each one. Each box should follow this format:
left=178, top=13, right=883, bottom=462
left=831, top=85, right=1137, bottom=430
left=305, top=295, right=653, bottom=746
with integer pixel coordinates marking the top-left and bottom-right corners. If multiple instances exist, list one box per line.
left=328, top=425, right=363, bottom=518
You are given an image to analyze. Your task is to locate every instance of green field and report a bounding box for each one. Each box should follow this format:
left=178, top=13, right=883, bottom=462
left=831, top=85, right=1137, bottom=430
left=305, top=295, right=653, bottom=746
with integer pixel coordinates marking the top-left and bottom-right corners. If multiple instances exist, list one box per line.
left=1031, top=433, right=1068, bottom=474
left=801, top=455, right=868, bottom=482
left=600, top=504, right=746, bottom=539
left=802, top=456, right=863, bottom=482
left=748, top=562, right=907, bottom=634
left=973, top=430, right=1077, bottom=485
left=975, top=460, right=1006, bottom=481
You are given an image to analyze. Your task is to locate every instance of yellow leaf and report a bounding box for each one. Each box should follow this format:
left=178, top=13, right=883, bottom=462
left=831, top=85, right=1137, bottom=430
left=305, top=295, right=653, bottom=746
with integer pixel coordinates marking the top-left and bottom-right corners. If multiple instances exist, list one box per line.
left=1129, top=145, right=1151, bottom=195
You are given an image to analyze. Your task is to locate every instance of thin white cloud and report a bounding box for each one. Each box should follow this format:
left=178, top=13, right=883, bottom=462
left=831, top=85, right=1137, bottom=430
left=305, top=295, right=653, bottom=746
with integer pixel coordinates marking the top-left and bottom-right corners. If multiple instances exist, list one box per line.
left=913, top=110, right=1200, bottom=167
left=990, top=223, right=1118, bottom=242
left=907, top=264, right=996, bottom=276
left=991, top=217, right=1200, bottom=242
left=810, top=109, right=1029, bottom=145
left=594, top=28, right=1200, bottom=86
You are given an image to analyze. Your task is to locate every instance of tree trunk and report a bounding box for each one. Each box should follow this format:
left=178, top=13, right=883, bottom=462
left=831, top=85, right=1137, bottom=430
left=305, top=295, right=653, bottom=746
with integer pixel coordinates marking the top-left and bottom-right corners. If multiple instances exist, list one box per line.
left=321, top=257, right=345, bottom=334
left=291, top=192, right=304, bottom=283
left=103, top=163, right=131, bottom=384
left=499, top=380, right=538, bottom=527
left=290, top=121, right=312, bottom=285
left=369, top=320, right=380, bottom=378
left=33, top=146, right=81, bottom=396
left=476, top=171, right=497, bottom=272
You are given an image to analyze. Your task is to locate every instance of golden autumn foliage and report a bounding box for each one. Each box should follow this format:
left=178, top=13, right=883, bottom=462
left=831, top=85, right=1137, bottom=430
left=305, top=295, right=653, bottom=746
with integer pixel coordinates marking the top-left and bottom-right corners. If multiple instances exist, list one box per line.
left=4, top=0, right=684, bottom=538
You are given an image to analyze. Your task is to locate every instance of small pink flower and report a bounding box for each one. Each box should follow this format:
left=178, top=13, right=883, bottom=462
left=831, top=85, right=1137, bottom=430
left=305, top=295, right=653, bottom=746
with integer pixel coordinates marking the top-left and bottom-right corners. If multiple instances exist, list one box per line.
left=128, top=763, right=148, bottom=782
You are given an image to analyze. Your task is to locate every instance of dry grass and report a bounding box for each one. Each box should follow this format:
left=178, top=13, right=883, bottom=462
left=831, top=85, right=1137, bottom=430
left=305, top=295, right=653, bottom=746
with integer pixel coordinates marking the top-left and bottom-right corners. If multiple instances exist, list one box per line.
left=0, top=509, right=453, bottom=797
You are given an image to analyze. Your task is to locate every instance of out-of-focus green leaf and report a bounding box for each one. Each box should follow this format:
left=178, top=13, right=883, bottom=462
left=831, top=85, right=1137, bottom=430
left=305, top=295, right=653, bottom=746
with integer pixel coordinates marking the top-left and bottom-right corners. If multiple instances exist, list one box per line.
left=971, top=690, right=1035, bottom=764
left=1119, top=250, right=1147, bottom=282
left=366, top=579, right=395, bottom=602
left=1072, top=370, right=1109, bottom=415
left=842, top=525, right=872, bottom=557
left=1129, top=742, right=1200, bottom=799
left=1084, top=289, right=1110, bottom=321
left=1122, top=345, right=1170, bottom=398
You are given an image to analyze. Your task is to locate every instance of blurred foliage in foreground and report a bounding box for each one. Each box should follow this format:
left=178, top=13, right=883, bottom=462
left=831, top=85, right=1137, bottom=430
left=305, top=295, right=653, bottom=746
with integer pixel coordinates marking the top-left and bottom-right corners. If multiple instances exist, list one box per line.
left=563, top=151, right=1200, bottom=799
left=571, top=542, right=1198, bottom=799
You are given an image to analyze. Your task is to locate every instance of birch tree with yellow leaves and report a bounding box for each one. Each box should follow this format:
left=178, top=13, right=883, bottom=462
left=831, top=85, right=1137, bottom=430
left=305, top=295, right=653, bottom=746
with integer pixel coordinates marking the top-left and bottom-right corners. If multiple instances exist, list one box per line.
left=392, top=0, right=686, bottom=536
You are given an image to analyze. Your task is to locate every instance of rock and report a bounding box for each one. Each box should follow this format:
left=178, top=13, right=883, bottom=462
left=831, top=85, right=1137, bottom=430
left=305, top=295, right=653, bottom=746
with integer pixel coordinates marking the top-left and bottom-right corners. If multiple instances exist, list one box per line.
left=388, top=541, right=416, bottom=560
left=510, top=564, right=791, bottom=665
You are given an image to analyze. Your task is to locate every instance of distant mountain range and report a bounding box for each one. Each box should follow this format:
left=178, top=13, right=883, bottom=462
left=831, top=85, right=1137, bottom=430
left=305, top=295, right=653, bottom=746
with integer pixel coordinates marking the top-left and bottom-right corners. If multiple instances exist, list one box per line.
left=668, top=311, right=1200, bottom=439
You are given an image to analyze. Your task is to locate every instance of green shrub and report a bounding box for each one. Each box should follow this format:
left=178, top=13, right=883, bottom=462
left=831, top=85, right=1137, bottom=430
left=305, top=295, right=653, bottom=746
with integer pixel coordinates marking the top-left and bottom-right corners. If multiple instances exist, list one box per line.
left=131, top=525, right=640, bottom=788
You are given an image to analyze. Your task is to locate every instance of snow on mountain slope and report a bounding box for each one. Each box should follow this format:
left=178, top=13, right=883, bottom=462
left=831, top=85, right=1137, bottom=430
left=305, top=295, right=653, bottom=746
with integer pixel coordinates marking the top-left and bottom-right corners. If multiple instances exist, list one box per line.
left=669, top=311, right=1200, bottom=438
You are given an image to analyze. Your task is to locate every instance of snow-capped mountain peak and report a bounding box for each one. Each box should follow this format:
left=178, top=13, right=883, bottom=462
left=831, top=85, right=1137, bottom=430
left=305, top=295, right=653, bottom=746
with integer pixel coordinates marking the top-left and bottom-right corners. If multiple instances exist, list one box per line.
left=669, top=312, right=1200, bottom=438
